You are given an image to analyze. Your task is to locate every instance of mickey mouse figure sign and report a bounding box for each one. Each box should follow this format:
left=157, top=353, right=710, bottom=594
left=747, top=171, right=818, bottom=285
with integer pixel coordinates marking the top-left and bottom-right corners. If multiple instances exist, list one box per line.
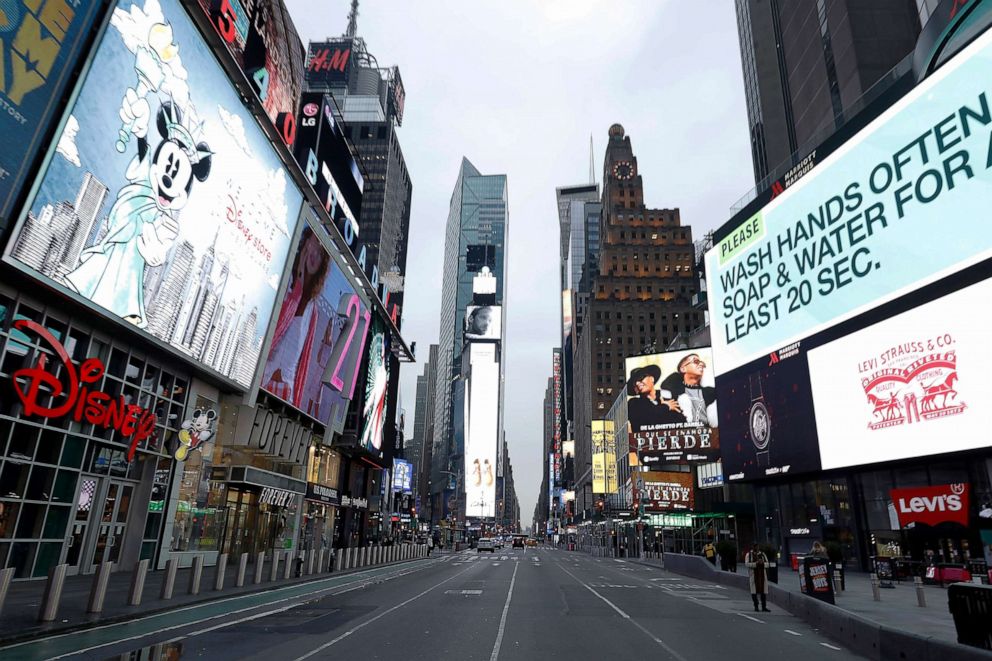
left=175, top=408, right=216, bottom=461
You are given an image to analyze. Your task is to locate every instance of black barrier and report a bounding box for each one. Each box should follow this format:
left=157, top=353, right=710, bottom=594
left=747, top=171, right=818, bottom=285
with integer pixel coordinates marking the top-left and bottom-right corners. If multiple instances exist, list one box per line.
left=948, top=582, right=992, bottom=651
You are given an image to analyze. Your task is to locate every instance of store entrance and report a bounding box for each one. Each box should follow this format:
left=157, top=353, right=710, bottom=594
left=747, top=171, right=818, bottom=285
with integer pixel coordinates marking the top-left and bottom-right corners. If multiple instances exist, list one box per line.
left=65, top=476, right=136, bottom=575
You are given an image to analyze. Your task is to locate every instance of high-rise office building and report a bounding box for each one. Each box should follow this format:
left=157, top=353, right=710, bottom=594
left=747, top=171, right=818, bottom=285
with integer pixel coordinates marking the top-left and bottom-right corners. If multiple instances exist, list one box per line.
left=571, top=124, right=702, bottom=517
left=430, top=158, right=508, bottom=525
left=410, top=342, right=438, bottom=512
left=735, top=0, right=922, bottom=185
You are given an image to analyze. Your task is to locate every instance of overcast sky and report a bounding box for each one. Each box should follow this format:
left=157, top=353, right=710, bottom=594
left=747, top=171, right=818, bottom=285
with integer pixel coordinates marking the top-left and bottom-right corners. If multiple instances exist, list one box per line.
left=285, top=0, right=755, bottom=527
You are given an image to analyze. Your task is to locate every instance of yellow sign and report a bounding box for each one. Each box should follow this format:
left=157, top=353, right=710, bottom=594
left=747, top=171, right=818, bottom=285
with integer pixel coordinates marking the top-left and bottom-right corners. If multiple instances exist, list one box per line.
left=592, top=420, right=618, bottom=494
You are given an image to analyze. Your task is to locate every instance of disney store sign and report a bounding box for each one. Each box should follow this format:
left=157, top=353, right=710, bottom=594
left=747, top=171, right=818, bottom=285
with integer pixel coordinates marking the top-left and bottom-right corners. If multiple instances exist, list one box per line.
left=11, top=320, right=157, bottom=460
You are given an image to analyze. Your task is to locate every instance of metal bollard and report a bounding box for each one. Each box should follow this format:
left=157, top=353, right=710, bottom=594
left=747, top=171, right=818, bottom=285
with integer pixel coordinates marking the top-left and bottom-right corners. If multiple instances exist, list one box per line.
left=254, top=551, right=266, bottom=584
left=269, top=550, right=281, bottom=582
left=189, top=555, right=204, bottom=595
left=870, top=573, right=881, bottom=602
left=214, top=553, right=228, bottom=591
left=38, top=563, right=68, bottom=622
left=832, top=573, right=841, bottom=594
left=283, top=550, right=293, bottom=580
left=318, top=549, right=326, bottom=573
left=343, top=548, right=352, bottom=570
left=87, top=561, right=113, bottom=613
left=0, top=566, right=14, bottom=616
left=236, top=552, right=248, bottom=587
left=129, top=559, right=150, bottom=606
left=335, top=549, right=344, bottom=572
left=915, top=576, right=927, bottom=607
left=307, top=549, right=315, bottom=575
left=359, top=548, right=366, bottom=567
left=160, top=558, right=178, bottom=600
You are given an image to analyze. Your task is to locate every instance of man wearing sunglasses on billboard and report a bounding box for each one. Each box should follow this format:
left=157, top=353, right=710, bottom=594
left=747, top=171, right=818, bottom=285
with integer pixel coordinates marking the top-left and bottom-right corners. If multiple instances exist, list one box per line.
left=661, top=353, right=718, bottom=427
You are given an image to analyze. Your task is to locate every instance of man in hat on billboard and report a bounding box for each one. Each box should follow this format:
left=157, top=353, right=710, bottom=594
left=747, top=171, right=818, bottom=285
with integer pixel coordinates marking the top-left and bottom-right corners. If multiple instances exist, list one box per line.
left=627, top=363, right=685, bottom=432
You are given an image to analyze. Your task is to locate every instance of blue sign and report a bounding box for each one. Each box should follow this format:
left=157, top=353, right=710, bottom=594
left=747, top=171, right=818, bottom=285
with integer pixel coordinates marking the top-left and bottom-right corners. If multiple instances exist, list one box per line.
left=0, top=0, right=108, bottom=228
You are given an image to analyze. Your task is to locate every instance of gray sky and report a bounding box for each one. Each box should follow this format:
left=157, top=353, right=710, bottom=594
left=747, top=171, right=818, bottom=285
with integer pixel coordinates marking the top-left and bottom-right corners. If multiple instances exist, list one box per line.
left=285, top=0, right=755, bottom=526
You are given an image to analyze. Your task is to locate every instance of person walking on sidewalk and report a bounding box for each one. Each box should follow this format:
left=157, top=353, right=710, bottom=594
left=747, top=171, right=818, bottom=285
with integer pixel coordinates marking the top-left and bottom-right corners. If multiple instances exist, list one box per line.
left=745, top=543, right=771, bottom=612
left=704, top=542, right=716, bottom=566
left=427, top=536, right=434, bottom=556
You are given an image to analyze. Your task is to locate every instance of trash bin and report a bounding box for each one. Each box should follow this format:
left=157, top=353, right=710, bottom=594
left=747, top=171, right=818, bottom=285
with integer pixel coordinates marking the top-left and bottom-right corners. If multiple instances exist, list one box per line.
left=294, top=556, right=304, bottom=578
left=948, top=582, right=992, bottom=650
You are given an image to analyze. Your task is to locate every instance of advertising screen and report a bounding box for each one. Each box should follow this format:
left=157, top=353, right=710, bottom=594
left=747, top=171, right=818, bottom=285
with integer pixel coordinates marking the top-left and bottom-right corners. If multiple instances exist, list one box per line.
left=808, top=278, right=992, bottom=470
left=196, top=0, right=304, bottom=146
left=0, top=0, right=107, bottom=228
left=4, top=0, right=303, bottom=389
left=464, top=342, right=499, bottom=518
left=464, top=305, right=501, bottom=341
left=260, top=214, right=371, bottom=432
left=625, top=349, right=719, bottom=464
left=706, top=27, right=992, bottom=373
left=392, top=458, right=413, bottom=493
left=359, top=315, right=390, bottom=456
left=591, top=419, right=618, bottom=494
left=719, top=345, right=821, bottom=481
left=305, top=39, right=353, bottom=87
left=638, top=471, right=694, bottom=512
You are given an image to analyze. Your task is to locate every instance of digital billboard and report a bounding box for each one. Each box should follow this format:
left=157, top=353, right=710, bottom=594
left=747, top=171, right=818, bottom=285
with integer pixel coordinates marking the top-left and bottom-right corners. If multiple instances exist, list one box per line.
left=808, top=278, right=992, bottom=470
left=305, top=39, right=353, bottom=87
left=719, top=345, right=821, bottom=481
left=625, top=348, right=719, bottom=464
left=392, top=458, right=413, bottom=494
left=196, top=0, right=304, bottom=147
left=638, top=471, right=693, bottom=512
left=3, top=0, right=303, bottom=390
left=359, top=315, right=390, bottom=456
left=260, top=214, right=371, bottom=432
left=464, top=305, right=501, bottom=341
left=592, top=419, right=618, bottom=494
left=706, top=27, right=992, bottom=373
left=0, top=0, right=107, bottom=229
left=464, top=343, right=499, bottom=518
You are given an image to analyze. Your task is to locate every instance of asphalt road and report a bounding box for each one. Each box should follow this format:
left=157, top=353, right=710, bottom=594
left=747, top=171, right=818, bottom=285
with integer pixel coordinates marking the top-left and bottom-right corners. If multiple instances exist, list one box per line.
left=2, top=547, right=862, bottom=660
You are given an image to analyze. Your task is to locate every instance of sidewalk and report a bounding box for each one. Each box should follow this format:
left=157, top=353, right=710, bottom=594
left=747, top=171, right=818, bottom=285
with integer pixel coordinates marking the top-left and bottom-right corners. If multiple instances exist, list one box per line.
left=628, top=552, right=992, bottom=660
left=0, top=548, right=428, bottom=646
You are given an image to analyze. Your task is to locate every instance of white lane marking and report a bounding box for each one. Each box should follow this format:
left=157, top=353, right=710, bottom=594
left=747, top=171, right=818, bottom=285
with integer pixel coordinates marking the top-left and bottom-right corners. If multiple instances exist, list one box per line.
left=292, top=564, right=477, bottom=661
left=820, top=643, right=842, bottom=651
left=492, top=563, right=501, bottom=566
left=737, top=613, right=765, bottom=624
left=489, top=562, right=519, bottom=661
left=184, top=603, right=300, bottom=637
left=557, top=564, right=687, bottom=661
left=785, top=629, right=802, bottom=636
left=37, top=562, right=438, bottom=660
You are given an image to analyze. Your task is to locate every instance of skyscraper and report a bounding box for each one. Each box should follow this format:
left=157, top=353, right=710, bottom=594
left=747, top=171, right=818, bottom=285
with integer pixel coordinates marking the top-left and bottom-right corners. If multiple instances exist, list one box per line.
left=430, top=158, right=508, bottom=524
left=571, top=124, right=702, bottom=517
left=410, top=343, right=438, bottom=515
left=735, top=0, right=922, bottom=185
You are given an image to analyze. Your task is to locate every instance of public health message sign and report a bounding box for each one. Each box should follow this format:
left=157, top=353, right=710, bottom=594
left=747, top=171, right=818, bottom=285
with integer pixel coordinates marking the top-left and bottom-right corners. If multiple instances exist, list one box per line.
left=706, top=28, right=992, bottom=372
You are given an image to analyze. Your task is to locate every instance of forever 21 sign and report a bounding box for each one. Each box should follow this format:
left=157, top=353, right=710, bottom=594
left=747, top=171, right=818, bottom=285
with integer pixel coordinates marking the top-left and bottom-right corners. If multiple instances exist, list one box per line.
left=234, top=403, right=311, bottom=465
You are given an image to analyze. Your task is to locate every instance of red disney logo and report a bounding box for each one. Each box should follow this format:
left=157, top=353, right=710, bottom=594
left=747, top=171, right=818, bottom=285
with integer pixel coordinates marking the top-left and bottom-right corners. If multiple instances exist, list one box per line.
left=11, top=320, right=157, bottom=461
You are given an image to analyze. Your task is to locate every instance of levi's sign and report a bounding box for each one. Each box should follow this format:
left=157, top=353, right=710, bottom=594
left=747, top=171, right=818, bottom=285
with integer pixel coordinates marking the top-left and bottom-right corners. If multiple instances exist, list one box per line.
left=891, top=483, right=969, bottom=527
left=706, top=27, right=992, bottom=372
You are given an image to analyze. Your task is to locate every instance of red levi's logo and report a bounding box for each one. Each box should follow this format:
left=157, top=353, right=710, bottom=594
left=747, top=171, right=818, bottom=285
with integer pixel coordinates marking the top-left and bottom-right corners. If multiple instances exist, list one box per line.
left=890, top=484, right=969, bottom=527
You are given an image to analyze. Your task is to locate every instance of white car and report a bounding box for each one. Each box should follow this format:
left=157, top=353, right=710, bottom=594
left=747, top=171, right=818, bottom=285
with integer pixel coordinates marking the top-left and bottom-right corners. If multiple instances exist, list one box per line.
left=477, top=538, right=496, bottom=553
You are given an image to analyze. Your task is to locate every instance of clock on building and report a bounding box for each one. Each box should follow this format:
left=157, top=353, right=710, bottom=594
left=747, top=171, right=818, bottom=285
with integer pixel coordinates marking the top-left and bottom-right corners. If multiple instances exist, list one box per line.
left=612, top=161, right=635, bottom=180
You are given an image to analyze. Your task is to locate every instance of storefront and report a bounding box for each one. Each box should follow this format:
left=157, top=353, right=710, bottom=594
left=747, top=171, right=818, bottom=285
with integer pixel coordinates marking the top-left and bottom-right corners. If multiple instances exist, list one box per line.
left=302, top=444, right=342, bottom=556
left=0, top=287, right=186, bottom=579
left=210, top=466, right=305, bottom=559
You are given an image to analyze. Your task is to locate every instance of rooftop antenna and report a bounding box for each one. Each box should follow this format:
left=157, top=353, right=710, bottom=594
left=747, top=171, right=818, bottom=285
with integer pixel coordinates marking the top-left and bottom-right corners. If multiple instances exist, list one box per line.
left=589, top=134, right=595, bottom=185
left=345, top=0, right=359, bottom=37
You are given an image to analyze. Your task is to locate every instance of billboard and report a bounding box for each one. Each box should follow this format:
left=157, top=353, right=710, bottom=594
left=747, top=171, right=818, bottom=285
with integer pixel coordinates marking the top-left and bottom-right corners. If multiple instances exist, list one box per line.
left=359, top=314, right=390, bottom=456
left=552, top=349, right=562, bottom=485
left=260, top=215, right=371, bottom=433
left=305, top=39, right=353, bottom=87
left=808, top=278, right=992, bottom=470
left=0, top=0, right=107, bottom=229
left=706, top=27, right=992, bottom=373
left=625, top=349, right=720, bottom=464
left=196, top=0, right=304, bottom=146
left=464, top=305, right=501, bottom=341
left=464, top=343, right=499, bottom=518
left=592, top=419, right=618, bottom=494
left=4, top=0, right=303, bottom=389
left=392, top=458, right=413, bottom=494
left=890, top=484, right=969, bottom=528
left=697, top=461, right=724, bottom=489
left=638, top=471, right=694, bottom=512
left=719, top=345, right=821, bottom=481
left=388, top=66, right=405, bottom=126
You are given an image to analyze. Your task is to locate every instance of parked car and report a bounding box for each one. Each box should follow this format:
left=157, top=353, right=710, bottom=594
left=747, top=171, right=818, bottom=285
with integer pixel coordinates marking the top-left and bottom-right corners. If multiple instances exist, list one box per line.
left=477, top=538, right=496, bottom=553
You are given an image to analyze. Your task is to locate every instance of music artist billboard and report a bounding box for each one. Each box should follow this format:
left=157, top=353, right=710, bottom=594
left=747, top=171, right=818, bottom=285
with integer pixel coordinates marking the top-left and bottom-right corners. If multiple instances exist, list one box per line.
left=464, top=305, right=501, bottom=341
left=260, top=212, right=371, bottom=434
left=719, top=344, right=822, bottom=481
left=625, top=349, right=719, bottom=464
left=4, top=0, right=303, bottom=389
left=0, top=0, right=108, bottom=229
left=638, top=471, right=694, bottom=512
left=359, top=315, right=390, bottom=456
left=808, top=278, right=992, bottom=470
left=706, top=26, right=992, bottom=373
left=464, top=342, right=499, bottom=518
left=392, top=458, right=413, bottom=494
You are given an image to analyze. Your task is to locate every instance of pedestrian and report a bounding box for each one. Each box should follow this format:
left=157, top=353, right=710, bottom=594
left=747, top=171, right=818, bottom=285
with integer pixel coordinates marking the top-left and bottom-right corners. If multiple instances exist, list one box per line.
left=704, top=541, right=716, bottom=566
left=745, top=543, right=771, bottom=612
left=427, top=536, right=434, bottom=556
left=811, top=541, right=827, bottom=557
